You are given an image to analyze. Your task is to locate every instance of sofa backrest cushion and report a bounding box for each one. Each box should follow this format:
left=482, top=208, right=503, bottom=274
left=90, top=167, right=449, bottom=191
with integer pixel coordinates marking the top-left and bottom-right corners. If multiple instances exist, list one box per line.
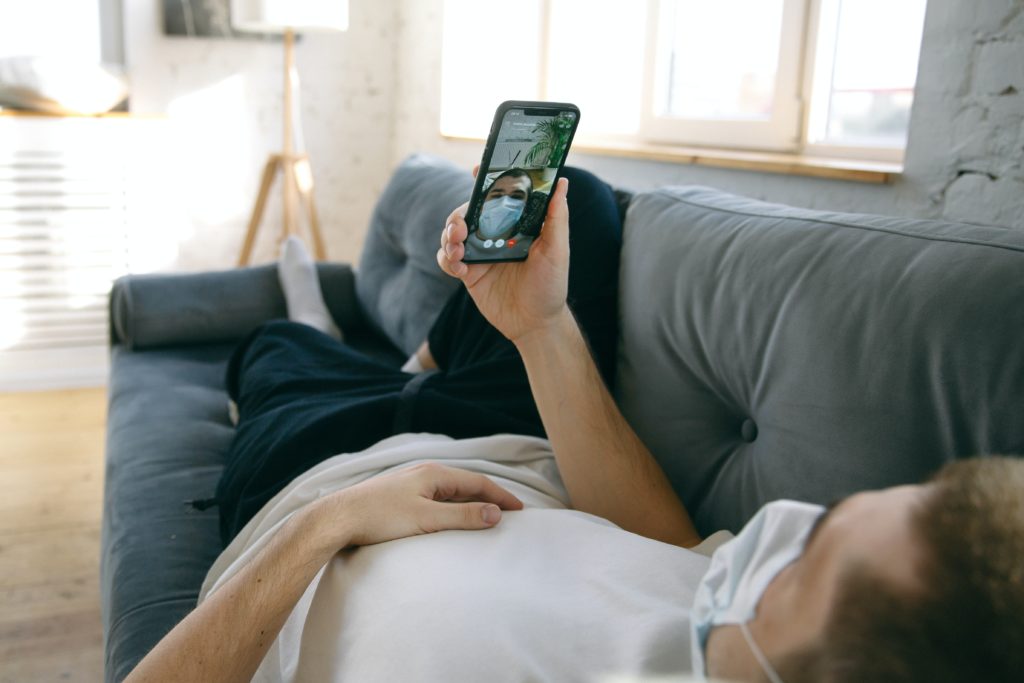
left=616, top=186, right=1024, bottom=535
left=357, top=154, right=471, bottom=355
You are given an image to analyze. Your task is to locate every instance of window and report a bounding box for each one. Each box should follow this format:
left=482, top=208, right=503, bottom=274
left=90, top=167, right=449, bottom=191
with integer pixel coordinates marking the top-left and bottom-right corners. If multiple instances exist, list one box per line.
left=0, top=0, right=123, bottom=64
left=441, top=0, right=928, bottom=161
left=804, top=0, right=928, bottom=160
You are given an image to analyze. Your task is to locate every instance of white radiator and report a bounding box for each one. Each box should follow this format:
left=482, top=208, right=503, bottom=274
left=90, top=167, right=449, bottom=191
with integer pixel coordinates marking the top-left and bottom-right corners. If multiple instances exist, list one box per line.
left=0, top=115, right=154, bottom=390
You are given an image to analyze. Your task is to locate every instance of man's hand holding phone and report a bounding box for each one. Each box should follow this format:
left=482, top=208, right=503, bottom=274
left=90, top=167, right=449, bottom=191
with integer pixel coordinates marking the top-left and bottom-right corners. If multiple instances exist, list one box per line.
left=438, top=162, right=701, bottom=551
left=437, top=170, right=572, bottom=347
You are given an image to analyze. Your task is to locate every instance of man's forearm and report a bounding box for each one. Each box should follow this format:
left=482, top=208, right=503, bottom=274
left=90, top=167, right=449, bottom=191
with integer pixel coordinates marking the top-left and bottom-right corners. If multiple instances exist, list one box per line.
left=515, top=308, right=700, bottom=547
left=126, top=500, right=349, bottom=683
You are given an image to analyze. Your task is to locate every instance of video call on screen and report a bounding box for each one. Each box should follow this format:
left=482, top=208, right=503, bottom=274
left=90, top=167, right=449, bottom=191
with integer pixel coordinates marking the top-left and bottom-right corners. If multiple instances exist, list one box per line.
left=464, top=107, right=577, bottom=261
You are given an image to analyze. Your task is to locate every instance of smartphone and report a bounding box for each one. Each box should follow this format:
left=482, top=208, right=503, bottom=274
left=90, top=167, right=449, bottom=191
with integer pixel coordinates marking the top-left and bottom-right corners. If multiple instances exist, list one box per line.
left=462, top=100, right=580, bottom=263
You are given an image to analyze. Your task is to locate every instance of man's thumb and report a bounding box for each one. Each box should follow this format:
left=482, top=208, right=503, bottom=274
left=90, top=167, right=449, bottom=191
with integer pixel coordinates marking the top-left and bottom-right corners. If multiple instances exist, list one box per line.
left=541, top=177, right=570, bottom=248
left=548, top=177, right=569, bottom=223
left=430, top=501, right=503, bottom=530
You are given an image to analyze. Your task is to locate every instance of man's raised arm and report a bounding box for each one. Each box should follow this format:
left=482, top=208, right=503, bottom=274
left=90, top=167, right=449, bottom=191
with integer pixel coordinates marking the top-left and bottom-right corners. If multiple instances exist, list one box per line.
left=437, top=177, right=700, bottom=547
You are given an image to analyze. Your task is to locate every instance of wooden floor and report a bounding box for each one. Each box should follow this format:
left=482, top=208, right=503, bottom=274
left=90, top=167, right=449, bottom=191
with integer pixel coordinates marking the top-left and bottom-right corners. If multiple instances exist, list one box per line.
left=0, top=388, right=107, bottom=682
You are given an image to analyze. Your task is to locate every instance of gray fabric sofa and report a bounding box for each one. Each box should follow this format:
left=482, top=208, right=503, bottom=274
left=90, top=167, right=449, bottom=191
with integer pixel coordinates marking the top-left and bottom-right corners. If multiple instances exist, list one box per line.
left=101, top=153, right=1024, bottom=681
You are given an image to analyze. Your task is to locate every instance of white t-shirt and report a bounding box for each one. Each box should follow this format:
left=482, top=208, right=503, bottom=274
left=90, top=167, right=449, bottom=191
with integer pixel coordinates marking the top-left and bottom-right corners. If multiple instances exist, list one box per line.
left=200, top=433, right=726, bottom=682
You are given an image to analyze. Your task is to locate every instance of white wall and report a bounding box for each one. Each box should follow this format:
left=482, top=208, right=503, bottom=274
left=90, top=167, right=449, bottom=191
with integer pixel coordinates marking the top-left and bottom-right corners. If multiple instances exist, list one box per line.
left=124, top=0, right=399, bottom=270
left=392, top=0, right=1024, bottom=230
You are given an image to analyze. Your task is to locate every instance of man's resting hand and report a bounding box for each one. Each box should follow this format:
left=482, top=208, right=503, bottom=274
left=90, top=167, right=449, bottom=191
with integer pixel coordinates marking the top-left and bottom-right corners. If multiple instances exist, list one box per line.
left=312, top=462, right=525, bottom=549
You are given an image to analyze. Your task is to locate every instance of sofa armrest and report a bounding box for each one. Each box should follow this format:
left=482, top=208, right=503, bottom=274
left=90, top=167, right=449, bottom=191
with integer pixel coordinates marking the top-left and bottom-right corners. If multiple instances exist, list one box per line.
left=109, top=263, right=362, bottom=350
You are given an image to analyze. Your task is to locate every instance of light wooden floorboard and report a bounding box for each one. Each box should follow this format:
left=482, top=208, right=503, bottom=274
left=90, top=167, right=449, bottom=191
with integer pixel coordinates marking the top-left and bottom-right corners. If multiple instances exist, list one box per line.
left=0, top=388, right=106, bottom=683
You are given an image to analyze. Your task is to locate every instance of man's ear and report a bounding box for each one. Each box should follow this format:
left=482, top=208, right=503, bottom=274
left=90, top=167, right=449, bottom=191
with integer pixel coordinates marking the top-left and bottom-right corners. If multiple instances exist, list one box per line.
left=472, top=164, right=480, bottom=178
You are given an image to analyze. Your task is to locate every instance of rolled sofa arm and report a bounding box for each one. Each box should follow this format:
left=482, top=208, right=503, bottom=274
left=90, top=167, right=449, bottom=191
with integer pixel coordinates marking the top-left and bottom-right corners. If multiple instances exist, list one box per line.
left=109, top=263, right=362, bottom=350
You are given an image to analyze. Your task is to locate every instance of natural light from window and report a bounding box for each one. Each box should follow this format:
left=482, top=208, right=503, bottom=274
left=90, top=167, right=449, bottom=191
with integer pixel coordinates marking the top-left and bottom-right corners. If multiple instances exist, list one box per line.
left=440, top=0, right=543, bottom=138
left=545, top=0, right=646, bottom=137
left=441, top=0, right=930, bottom=162
left=0, top=0, right=101, bottom=61
left=659, top=0, right=785, bottom=121
left=807, top=0, right=929, bottom=149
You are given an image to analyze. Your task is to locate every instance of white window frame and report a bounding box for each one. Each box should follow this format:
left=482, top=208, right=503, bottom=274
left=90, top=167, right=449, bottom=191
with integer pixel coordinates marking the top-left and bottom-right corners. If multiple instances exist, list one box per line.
left=441, top=0, right=923, bottom=164
left=638, top=0, right=809, bottom=153
left=798, top=0, right=909, bottom=163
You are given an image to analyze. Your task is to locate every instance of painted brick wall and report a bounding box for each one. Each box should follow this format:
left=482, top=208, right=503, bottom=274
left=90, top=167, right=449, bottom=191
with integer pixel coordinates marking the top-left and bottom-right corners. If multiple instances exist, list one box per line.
left=922, top=0, right=1024, bottom=226
left=124, top=0, right=399, bottom=270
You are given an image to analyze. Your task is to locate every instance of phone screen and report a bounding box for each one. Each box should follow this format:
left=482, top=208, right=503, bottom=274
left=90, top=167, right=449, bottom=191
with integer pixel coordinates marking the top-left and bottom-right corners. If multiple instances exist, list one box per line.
left=463, top=102, right=579, bottom=263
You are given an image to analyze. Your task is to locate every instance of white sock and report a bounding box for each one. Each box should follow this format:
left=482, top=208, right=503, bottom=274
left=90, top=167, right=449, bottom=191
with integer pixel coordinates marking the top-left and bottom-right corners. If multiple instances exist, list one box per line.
left=401, top=353, right=425, bottom=373
left=278, top=236, right=342, bottom=340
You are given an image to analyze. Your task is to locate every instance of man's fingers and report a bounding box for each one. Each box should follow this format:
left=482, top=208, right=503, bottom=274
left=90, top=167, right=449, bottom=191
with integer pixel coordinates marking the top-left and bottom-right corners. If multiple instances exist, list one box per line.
left=438, top=468, right=524, bottom=511
left=437, top=204, right=471, bottom=279
left=408, top=464, right=524, bottom=532
left=447, top=166, right=474, bottom=280
left=419, top=464, right=524, bottom=511
left=437, top=244, right=468, bottom=279
left=440, top=204, right=469, bottom=249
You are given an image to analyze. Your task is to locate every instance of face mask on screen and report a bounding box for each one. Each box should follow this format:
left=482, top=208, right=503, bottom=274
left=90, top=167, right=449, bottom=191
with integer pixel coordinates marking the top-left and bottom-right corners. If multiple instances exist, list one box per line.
left=478, top=196, right=525, bottom=239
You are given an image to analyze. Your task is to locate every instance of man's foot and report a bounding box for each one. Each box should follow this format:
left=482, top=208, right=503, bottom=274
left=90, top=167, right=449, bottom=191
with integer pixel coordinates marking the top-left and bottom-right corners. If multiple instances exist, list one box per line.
left=401, top=340, right=438, bottom=373
left=401, top=354, right=425, bottom=373
left=278, top=236, right=343, bottom=340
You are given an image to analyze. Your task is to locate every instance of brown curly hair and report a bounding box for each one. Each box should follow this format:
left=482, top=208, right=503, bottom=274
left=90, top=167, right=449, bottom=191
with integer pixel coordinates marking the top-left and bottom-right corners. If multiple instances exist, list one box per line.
left=775, top=456, right=1024, bottom=682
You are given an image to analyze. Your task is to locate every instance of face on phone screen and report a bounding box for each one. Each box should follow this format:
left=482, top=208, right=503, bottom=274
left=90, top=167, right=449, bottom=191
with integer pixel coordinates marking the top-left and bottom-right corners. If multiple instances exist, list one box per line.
left=463, top=106, right=578, bottom=262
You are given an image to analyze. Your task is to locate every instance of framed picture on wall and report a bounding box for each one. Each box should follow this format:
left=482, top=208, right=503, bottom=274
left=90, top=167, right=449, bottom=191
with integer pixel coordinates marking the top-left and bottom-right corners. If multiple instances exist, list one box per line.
left=162, top=0, right=278, bottom=40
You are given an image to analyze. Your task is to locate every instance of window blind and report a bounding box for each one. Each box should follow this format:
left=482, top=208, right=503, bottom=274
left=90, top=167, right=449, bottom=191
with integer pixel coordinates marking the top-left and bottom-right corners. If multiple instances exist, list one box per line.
left=0, top=116, right=136, bottom=390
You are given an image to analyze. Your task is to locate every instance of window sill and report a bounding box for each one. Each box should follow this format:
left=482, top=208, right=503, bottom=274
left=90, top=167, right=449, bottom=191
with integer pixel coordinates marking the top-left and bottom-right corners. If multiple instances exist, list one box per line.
left=443, top=134, right=901, bottom=184
left=578, top=140, right=901, bottom=184
left=0, top=109, right=158, bottom=119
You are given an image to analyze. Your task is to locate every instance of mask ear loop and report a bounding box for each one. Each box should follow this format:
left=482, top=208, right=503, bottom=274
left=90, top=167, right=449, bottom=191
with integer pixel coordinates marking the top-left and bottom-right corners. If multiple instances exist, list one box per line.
left=739, top=621, right=786, bottom=683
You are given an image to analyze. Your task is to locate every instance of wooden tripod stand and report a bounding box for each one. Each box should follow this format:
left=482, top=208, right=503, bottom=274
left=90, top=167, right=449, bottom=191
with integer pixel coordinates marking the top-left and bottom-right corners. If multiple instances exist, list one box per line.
left=237, top=28, right=327, bottom=266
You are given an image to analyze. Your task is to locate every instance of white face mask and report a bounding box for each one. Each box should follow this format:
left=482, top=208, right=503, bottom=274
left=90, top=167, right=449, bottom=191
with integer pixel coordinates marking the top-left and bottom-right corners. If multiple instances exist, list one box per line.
left=478, top=195, right=525, bottom=238
left=689, top=500, right=825, bottom=680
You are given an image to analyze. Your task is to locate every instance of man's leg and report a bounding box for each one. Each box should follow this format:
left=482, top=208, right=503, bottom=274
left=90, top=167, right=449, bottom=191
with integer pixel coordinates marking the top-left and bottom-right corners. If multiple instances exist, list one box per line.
left=217, top=238, right=404, bottom=544
left=217, top=320, right=409, bottom=544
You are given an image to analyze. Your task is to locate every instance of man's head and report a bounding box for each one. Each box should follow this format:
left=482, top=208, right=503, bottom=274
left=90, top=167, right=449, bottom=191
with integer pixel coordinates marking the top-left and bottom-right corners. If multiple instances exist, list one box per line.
left=758, top=456, right=1024, bottom=682
left=484, top=168, right=532, bottom=203
left=475, top=169, right=534, bottom=240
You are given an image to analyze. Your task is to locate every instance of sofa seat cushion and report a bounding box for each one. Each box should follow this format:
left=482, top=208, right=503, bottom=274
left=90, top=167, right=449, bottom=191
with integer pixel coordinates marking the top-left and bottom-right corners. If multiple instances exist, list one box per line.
left=616, top=186, right=1024, bottom=535
left=101, top=344, right=235, bottom=682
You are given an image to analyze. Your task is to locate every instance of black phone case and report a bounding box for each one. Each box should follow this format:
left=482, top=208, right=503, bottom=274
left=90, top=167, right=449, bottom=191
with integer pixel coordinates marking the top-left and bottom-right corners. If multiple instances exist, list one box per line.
left=462, top=100, right=581, bottom=264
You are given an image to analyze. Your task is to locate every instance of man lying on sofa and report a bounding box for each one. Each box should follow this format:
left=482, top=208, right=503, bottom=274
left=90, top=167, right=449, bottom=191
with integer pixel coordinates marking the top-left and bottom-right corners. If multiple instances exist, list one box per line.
left=126, top=169, right=1024, bottom=683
